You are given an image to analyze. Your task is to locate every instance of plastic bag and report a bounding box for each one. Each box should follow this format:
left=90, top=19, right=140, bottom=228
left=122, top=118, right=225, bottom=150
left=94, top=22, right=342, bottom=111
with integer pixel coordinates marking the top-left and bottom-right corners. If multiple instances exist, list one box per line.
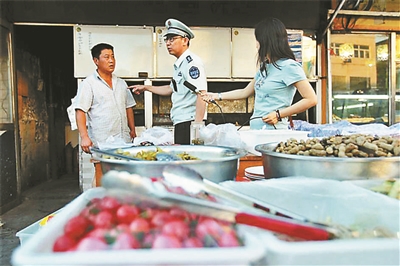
left=293, top=120, right=400, bottom=138
left=200, top=123, right=245, bottom=150
left=97, top=136, right=133, bottom=150
left=66, top=97, right=77, bottom=130
left=133, top=127, right=173, bottom=146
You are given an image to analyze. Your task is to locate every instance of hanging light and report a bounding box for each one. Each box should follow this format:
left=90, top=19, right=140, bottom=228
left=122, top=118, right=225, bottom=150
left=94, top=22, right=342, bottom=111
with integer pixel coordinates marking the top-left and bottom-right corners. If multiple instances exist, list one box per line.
left=339, top=43, right=354, bottom=63
left=377, top=44, right=388, bottom=61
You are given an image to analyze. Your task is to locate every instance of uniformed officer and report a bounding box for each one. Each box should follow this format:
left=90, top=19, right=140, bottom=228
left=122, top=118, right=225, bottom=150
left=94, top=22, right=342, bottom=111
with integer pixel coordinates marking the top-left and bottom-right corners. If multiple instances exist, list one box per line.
left=131, top=18, right=207, bottom=144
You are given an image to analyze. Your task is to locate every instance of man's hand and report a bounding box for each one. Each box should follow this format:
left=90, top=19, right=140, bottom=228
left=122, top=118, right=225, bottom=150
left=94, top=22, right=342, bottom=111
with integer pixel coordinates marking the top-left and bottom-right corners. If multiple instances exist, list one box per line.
left=80, top=135, right=93, bottom=154
left=129, top=130, right=137, bottom=140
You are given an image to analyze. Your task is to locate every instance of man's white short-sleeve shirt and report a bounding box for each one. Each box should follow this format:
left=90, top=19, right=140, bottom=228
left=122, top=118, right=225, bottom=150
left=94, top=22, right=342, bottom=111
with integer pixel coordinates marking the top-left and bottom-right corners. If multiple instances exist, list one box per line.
left=74, top=71, right=136, bottom=145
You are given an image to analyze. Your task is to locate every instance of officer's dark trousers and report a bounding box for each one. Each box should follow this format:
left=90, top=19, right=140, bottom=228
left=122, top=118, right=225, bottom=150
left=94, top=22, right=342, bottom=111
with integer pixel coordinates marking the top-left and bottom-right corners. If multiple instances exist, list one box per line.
left=174, top=121, right=191, bottom=145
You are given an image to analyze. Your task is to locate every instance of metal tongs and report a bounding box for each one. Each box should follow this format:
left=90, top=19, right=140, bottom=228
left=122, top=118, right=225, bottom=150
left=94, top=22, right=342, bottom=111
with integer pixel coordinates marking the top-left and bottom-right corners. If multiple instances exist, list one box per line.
left=162, top=166, right=360, bottom=239
left=90, top=147, right=143, bottom=161
left=101, top=170, right=341, bottom=241
left=162, top=165, right=307, bottom=220
left=91, top=147, right=182, bottom=162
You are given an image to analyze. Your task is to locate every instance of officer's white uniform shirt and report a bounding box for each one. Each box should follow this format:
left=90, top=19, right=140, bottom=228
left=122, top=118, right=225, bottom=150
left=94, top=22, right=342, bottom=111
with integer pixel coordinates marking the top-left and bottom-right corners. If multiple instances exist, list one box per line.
left=170, top=49, right=207, bottom=125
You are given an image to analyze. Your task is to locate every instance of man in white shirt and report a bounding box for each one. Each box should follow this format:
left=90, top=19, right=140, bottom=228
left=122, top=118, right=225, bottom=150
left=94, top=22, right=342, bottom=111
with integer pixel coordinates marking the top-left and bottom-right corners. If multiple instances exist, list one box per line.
left=75, top=43, right=136, bottom=186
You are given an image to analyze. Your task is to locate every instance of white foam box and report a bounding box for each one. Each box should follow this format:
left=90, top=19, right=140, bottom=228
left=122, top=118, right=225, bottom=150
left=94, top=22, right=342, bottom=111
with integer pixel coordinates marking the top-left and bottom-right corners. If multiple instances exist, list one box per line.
left=12, top=188, right=266, bottom=266
left=221, top=178, right=400, bottom=265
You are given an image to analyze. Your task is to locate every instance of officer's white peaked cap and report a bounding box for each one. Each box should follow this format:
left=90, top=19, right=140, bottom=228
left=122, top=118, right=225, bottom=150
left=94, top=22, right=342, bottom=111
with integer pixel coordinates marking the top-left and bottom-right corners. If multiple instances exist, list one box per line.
left=164, top=18, right=195, bottom=39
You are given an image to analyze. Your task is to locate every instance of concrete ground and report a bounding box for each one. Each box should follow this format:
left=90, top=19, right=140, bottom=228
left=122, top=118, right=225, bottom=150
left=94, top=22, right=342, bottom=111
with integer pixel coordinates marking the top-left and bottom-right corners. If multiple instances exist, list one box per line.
left=0, top=174, right=82, bottom=266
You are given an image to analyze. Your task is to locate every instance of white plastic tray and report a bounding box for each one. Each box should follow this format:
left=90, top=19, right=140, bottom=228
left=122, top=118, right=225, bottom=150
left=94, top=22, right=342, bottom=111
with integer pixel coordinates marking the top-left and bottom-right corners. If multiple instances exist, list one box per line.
left=16, top=209, right=63, bottom=246
left=15, top=220, right=40, bottom=245
left=15, top=220, right=40, bottom=246
left=221, top=177, right=400, bottom=265
left=260, top=231, right=399, bottom=265
left=12, top=188, right=266, bottom=266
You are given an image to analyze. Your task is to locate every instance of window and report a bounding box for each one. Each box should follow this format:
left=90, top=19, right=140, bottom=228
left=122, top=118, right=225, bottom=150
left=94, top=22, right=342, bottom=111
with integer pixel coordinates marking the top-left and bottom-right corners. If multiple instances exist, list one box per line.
left=350, top=77, right=370, bottom=93
left=331, top=43, right=370, bottom=59
left=331, top=43, right=342, bottom=56
left=330, top=33, right=392, bottom=125
left=332, top=75, right=347, bottom=92
left=353, top=44, right=370, bottom=59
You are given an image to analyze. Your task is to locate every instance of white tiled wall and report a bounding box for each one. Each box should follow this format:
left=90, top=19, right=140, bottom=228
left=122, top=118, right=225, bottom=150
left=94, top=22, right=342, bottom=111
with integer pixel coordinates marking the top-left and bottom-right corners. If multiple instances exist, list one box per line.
left=79, top=149, right=94, bottom=192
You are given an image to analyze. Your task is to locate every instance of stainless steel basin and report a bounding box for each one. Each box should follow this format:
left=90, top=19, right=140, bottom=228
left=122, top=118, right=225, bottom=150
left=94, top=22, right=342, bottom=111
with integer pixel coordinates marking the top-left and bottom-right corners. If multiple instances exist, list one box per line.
left=92, top=145, right=244, bottom=183
left=255, top=142, right=400, bottom=181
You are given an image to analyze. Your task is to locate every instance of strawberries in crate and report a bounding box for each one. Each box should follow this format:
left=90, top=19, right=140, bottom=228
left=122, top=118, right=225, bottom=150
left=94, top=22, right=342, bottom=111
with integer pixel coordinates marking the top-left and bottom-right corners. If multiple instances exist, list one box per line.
left=53, top=195, right=244, bottom=252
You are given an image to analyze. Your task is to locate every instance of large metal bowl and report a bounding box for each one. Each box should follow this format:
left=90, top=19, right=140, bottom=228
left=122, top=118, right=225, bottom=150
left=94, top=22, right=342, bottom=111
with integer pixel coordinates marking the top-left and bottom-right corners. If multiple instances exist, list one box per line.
left=255, top=142, right=400, bottom=181
left=93, top=145, right=243, bottom=183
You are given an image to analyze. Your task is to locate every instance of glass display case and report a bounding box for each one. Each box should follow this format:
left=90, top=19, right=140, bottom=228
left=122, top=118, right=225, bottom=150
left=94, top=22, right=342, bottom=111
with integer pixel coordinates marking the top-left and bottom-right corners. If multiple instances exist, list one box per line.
left=330, top=32, right=398, bottom=125
left=332, top=95, right=390, bottom=124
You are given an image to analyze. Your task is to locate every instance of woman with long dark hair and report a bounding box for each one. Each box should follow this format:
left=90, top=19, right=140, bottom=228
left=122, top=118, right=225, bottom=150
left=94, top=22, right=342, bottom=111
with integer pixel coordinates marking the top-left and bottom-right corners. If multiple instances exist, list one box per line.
left=203, top=17, right=317, bottom=129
